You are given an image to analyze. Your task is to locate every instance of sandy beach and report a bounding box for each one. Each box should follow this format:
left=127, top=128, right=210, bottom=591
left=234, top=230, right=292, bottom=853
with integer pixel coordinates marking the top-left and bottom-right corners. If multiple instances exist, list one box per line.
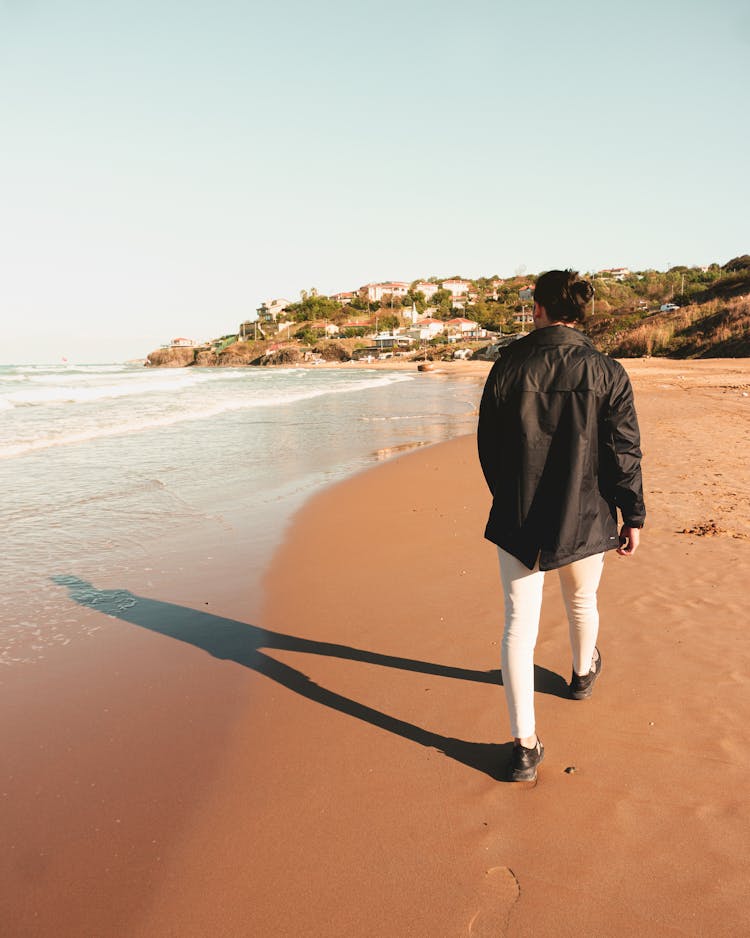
left=4, top=358, right=750, bottom=937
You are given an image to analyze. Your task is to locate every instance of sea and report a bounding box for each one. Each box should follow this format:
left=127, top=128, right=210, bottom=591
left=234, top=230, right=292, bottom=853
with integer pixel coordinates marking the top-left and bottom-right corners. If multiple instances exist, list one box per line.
left=0, top=362, right=484, bottom=667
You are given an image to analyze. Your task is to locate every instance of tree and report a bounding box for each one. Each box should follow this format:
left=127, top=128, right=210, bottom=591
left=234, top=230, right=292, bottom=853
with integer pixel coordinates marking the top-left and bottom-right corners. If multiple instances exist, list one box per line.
left=285, top=293, right=341, bottom=323
left=380, top=292, right=403, bottom=310
left=430, top=289, right=453, bottom=319
left=724, top=255, right=750, bottom=272
left=378, top=313, right=399, bottom=331
left=295, top=327, right=321, bottom=345
left=349, top=293, right=370, bottom=311
left=402, top=290, right=427, bottom=314
left=469, top=298, right=503, bottom=331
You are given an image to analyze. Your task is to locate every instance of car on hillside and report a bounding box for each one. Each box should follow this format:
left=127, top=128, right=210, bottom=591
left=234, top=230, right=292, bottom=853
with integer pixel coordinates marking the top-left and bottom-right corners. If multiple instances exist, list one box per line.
left=660, top=303, right=680, bottom=312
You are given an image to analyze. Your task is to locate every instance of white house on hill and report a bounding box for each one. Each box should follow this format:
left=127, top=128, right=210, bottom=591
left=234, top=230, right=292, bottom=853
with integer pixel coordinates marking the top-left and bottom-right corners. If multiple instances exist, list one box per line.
left=441, top=279, right=472, bottom=297
left=257, top=298, right=293, bottom=322
left=362, top=282, right=410, bottom=302
left=413, top=281, right=439, bottom=300
left=331, top=291, right=355, bottom=305
left=598, top=267, right=631, bottom=281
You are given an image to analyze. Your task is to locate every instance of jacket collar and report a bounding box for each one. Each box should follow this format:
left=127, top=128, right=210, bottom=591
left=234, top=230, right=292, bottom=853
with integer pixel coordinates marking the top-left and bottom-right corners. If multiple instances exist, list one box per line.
left=527, top=325, right=594, bottom=347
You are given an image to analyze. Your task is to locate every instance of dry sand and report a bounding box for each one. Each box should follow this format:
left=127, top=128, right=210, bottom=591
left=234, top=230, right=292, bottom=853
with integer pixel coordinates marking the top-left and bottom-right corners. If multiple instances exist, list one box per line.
left=3, top=358, right=749, bottom=937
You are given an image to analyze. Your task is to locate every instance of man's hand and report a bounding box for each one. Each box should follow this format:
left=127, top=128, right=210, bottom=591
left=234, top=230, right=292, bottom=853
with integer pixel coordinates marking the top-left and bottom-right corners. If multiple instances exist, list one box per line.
left=617, top=525, right=640, bottom=556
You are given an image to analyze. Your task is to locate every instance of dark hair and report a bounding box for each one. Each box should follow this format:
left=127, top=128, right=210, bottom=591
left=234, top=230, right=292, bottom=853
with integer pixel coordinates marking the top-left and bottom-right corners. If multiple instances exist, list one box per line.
left=533, top=269, right=594, bottom=323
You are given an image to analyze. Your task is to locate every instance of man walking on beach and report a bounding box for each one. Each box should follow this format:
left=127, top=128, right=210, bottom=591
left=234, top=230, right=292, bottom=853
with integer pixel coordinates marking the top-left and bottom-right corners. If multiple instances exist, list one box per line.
left=478, top=269, right=645, bottom=783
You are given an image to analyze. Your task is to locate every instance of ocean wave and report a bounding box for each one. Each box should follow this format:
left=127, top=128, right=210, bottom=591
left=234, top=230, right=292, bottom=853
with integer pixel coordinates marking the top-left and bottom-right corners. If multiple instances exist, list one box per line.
left=24, top=371, right=156, bottom=385
left=0, top=373, right=208, bottom=406
left=0, top=367, right=268, bottom=400
left=8, top=363, right=127, bottom=373
left=0, top=372, right=413, bottom=458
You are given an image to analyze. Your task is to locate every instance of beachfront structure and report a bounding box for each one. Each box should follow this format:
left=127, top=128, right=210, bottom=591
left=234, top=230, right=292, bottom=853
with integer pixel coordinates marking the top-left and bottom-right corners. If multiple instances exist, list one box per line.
left=170, top=337, right=198, bottom=347
left=257, top=298, right=293, bottom=322
left=446, top=317, right=485, bottom=339
left=331, top=291, right=355, bottom=305
left=441, top=279, right=472, bottom=297
left=362, top=281, right=410, bottom=303
left=373, top=332, right=414, bottom=350
left=351, top=346, right=379, bottom=361
left=413, top=281, right=439, bottom=300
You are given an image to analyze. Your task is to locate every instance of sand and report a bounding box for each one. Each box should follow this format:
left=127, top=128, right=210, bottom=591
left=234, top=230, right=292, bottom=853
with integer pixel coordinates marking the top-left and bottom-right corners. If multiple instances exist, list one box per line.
left=3, top=358, right=749, bottom=936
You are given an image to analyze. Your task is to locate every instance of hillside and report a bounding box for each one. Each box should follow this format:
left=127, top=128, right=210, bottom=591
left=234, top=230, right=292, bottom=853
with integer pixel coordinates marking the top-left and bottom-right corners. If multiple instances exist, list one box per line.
left=584, top=272, right=750, bottom=358
left=146, top=258, right=750, bottom=366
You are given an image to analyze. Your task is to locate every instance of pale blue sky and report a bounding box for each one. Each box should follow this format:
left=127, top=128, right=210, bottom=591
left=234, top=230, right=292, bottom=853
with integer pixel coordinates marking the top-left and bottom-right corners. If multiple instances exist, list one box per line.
left=1, top=0, right=748, bottom=362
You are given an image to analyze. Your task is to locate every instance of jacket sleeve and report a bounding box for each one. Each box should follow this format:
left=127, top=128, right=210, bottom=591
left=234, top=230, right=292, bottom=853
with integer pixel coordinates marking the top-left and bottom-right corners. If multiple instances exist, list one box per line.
left=605, top=364, right=646, bottom=527
left=477, top=360, right=503, bottom=495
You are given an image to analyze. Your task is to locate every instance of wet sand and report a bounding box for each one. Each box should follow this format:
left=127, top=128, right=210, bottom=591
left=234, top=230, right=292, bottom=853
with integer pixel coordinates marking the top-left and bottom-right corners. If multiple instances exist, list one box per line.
left=3, top=359, right=750, bottom=936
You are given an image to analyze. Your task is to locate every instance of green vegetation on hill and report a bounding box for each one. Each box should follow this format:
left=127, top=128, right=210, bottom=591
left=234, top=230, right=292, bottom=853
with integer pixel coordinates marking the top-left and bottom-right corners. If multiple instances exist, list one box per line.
left=586, top=292, right=750, bottom=358
left=583, top=264, right=750, bottom=358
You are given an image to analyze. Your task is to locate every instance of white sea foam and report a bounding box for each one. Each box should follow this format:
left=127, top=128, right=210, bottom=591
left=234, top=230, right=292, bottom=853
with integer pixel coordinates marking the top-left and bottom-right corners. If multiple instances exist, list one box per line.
left=27, top=371, right=154, bottom=384
left=0, top=373, right=412, bottom=458
left=0, top=373, right=207, bottom=406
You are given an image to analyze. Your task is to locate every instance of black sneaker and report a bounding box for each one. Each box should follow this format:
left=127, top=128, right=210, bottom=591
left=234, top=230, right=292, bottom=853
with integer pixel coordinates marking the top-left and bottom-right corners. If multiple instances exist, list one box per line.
left=570, top=646, right=602, bottom=700
left=509, top=738, right=544, bottom=782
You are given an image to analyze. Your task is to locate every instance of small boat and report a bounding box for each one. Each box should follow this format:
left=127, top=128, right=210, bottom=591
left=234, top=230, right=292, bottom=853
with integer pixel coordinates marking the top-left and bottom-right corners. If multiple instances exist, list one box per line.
left=417, top=361, right=435, bottom=372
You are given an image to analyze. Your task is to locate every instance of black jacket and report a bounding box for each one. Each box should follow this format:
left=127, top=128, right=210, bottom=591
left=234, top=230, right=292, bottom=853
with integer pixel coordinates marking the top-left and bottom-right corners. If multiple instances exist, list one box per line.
left=478, top=326, right=645, bottom=570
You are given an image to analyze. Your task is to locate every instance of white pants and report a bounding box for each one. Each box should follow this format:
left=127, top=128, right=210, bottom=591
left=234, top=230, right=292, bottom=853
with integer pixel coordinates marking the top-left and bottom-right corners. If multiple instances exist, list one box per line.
left=497, top=547, right=605, bottom=739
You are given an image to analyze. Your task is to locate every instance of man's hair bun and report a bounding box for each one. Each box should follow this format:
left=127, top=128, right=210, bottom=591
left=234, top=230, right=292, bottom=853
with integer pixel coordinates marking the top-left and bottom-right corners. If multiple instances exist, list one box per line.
left=571, top=278, right=594, bottom=309
left=534, top=269, right=594, bottom=323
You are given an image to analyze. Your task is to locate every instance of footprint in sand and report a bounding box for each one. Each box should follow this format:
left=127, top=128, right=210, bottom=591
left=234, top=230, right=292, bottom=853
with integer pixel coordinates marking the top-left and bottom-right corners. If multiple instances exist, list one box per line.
left=467, top=866, right=520, bottom=936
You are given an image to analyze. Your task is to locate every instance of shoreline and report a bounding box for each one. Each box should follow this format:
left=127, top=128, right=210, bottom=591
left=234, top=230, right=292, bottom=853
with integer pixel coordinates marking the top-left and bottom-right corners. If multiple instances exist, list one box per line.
left=4, top=359, right=750, bottom=936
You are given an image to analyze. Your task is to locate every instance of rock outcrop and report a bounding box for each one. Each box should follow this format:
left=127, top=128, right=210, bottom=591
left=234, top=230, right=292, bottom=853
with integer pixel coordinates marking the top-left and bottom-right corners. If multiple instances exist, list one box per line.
left=217, top=341, right=269, bottom=365
left=146, top=347, right=197, bottom=367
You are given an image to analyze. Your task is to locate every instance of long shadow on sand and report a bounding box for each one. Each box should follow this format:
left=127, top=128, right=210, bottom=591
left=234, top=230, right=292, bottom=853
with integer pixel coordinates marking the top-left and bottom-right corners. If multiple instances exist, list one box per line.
left=53, top=575, right=570, bottom=781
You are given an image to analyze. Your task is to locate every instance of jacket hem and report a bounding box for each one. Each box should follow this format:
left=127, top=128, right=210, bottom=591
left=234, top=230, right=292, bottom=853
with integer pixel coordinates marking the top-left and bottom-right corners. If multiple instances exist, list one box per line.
left=484, top=533, right=618, bottom=571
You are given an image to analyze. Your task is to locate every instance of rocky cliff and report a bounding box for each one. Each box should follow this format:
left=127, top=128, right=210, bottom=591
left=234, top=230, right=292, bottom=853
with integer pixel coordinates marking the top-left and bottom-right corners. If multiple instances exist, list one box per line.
left=146, top=339, right=355, bottom=367
left=146, top=340, right=274, bottom=368
left=145, top=346, right=198, bottom=367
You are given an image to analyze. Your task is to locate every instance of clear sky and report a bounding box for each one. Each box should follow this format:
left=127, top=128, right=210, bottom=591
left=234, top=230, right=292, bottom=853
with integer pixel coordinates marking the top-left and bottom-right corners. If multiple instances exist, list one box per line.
left=1, top=0, right=748, bottom=363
